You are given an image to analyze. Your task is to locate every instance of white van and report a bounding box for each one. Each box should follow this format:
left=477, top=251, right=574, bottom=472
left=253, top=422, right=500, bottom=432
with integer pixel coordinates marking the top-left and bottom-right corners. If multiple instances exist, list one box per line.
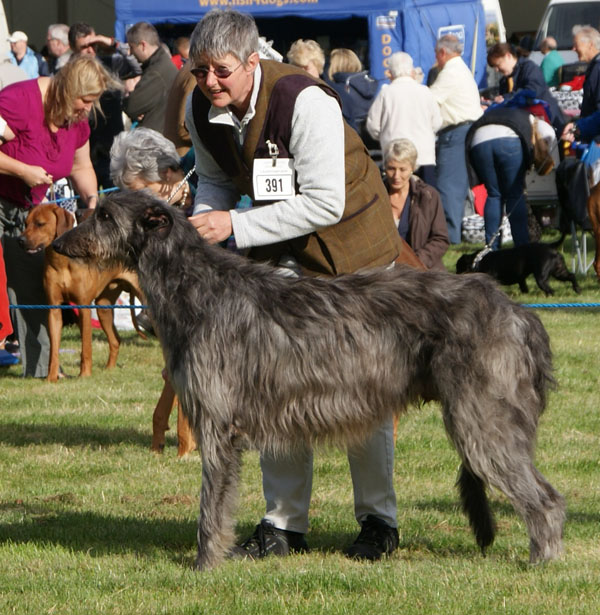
left=532, top=0, right=600, bottom=64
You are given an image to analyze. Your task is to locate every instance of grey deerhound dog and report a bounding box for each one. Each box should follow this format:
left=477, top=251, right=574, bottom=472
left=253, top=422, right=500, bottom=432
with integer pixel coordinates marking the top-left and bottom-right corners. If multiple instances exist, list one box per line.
left=53, top=191, right=565, bottom=570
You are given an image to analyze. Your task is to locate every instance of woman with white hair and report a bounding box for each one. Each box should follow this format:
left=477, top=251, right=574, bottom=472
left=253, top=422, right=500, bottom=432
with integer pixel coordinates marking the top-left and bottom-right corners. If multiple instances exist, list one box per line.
left=110, top=127, right=193, bottom=209
left=367, top=51, right=442, bottom=187
left=383, top=138, right=449, bottom=270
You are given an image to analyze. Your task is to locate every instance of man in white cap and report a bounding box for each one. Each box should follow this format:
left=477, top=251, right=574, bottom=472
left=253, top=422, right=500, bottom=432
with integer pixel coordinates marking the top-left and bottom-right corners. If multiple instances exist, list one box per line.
left=7, top=30, right=49, bottom=79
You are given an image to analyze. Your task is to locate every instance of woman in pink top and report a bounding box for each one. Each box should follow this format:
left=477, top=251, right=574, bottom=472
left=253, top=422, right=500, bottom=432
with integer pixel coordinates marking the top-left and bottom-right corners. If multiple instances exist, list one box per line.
left=0, top=55, right=117, bottom=377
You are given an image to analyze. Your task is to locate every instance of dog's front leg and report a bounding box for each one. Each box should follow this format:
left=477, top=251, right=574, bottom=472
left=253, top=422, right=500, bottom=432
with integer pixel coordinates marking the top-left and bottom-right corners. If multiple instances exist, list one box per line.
left=46, top=305, right=63, bottom=382
left=195, top=419, right=243, bottom=570
left=78, top=307, right=93, bottom=377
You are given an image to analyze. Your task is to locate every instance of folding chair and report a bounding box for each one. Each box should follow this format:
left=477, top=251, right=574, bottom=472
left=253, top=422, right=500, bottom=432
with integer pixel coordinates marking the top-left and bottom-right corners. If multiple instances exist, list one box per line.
left=555, top=156, right=594, bottom=274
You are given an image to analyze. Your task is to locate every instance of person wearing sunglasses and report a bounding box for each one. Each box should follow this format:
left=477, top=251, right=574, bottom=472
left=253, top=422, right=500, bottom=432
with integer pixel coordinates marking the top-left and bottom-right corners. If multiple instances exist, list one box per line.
left=185, top=9, right=424, bottom=564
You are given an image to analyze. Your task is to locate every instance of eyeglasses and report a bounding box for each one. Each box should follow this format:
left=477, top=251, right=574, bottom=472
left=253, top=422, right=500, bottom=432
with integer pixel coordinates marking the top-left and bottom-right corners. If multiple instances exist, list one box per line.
left=190, top=62, right=243, bottom=80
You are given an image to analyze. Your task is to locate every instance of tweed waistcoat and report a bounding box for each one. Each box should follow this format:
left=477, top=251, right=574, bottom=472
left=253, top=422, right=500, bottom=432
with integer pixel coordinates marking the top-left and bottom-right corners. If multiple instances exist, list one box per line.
left=192, top=59, right=404, bottom=276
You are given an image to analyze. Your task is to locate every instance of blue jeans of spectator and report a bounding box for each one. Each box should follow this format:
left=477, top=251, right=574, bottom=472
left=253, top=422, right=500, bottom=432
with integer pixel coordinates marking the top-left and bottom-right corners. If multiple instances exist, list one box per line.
left=436, top=122, right=472, bottom=244
left=470, top=137, right=529, bottom=250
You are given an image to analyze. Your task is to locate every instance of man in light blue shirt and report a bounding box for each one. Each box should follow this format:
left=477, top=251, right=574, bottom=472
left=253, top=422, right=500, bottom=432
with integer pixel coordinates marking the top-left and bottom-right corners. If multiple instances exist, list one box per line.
left=7, top=30, right=49, bottom=79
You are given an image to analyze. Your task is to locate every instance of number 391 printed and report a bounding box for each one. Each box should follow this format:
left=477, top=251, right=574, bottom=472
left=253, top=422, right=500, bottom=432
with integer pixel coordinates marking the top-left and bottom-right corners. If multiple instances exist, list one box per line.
left=253, top=158, right=296, bottom=201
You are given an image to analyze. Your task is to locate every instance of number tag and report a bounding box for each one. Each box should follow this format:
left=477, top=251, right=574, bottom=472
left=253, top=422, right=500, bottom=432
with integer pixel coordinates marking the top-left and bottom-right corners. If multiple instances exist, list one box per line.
left=252, top=158, right=296, bottom=201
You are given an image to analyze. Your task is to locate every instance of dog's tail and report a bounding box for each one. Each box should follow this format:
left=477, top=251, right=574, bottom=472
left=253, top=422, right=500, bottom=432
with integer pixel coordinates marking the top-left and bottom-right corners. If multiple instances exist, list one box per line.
left=547, top=232, right=567, bottom=250
left=456, top=464, right=496, bottom=555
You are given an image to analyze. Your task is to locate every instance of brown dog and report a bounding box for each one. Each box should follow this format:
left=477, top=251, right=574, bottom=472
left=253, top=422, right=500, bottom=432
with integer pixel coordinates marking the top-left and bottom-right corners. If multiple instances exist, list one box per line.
left=151, top=378, right=197, bottom=457
left=587, top=182, right=600, bottom=281
left=19, top=203, right=142, bottom=382
left=21, top=203, right=196, bottom=454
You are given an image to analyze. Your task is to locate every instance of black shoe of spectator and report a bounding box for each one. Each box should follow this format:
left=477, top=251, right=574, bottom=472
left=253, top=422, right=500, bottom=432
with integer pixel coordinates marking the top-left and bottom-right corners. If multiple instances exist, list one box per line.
left=344, top=515, right=399, bottom=561
left=229, top=520, right=308, bottom=560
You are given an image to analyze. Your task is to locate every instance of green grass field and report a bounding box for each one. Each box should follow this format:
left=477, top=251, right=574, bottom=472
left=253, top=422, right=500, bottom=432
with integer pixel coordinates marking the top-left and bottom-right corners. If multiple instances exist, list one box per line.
left=1, top=241, right=600, bottom=614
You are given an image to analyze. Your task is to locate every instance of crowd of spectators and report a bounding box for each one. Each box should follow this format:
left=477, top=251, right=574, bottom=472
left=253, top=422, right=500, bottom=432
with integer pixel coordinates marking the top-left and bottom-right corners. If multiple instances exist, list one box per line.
left=0, top=16, right=596, bottom=407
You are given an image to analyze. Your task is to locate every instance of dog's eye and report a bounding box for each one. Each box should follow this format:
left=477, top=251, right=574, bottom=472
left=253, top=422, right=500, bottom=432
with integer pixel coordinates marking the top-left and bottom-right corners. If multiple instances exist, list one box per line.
left=96, top=209, right=111, bottom=222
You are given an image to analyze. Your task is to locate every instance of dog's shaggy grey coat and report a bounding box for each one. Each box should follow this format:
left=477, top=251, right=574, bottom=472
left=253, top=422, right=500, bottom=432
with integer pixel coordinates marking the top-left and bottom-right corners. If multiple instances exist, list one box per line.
left=54, top=190, right=566, bottom=570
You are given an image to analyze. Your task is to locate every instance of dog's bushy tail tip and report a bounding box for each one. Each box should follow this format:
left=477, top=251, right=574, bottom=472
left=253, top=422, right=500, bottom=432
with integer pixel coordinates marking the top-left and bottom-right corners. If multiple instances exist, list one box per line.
left=457, top=464, right=496, bottom=554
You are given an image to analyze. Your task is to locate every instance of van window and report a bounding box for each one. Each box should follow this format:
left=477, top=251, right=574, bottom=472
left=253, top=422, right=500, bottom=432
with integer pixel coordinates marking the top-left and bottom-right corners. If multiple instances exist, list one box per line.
left=536, top=2, right=600, bottom=49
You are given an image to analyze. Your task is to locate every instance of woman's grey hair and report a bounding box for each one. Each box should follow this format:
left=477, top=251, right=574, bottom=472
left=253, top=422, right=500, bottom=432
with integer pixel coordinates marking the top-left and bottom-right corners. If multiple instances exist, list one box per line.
left=572, top=25, right=600, bottom=50
left=48, top=24, right=69, bottom=46
left=435, top=34, right=464, bottom=55
left=384, top=138, right=418, bottom=170
left=286, top=39, right=325, bottom=75
left=388, top=51, right=414, bottom=79
left=110, top=128, right=180, bottom=189
left=189, top=9, right=259, bottom=64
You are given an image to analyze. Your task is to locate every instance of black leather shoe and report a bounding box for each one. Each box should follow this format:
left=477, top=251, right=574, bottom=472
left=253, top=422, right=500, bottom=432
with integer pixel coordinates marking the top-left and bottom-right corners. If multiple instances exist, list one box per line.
left=229, top=520, right=308, bottom=560
left=344, top=515, right=399, bottom=561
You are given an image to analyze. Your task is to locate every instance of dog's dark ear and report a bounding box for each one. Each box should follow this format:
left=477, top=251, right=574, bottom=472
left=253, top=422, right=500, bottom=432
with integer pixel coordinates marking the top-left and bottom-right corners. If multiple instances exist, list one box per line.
left=140, top=205, right=173, bottom=240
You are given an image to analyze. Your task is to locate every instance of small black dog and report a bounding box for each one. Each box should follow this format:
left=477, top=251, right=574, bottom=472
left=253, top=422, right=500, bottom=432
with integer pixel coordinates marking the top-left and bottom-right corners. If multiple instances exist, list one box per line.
left=456, top=236, right=581, bottom=295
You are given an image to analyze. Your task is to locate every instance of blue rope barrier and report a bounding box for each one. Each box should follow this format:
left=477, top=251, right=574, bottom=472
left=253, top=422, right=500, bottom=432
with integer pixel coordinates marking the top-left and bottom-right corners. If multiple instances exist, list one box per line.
left=9, top=304, right=147, bottom=310
left=521, top=302, right=600, bottom=309
left=44, top=186, right=119, bottom=206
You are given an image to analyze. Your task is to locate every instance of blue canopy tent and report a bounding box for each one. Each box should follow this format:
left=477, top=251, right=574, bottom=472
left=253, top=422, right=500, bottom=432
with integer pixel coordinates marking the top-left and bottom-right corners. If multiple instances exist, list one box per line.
left=115, top=0, right=487, bottom=87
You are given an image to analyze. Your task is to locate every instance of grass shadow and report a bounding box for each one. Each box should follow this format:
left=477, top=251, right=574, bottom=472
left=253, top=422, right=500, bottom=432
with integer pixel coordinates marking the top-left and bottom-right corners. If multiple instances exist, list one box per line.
left=0, top=420, right=175, bottom=450
left=0, top=505, right=196, bottom=564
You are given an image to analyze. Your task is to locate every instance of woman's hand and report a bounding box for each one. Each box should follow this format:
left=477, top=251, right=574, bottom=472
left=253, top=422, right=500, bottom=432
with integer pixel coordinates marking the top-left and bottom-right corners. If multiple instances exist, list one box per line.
left=188, top=211, right=233, bottom=244
left=20, top=164, right=53, bottom=188
left=561, top=122, right=576, bottom=143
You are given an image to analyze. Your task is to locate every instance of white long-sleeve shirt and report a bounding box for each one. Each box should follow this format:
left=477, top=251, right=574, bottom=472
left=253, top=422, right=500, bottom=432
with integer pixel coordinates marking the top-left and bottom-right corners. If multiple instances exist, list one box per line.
left=366, top=76, right=442, bottom=165
left=185, top=64, right=346, bottom=250
left=429, top=55, right=483, bottom=129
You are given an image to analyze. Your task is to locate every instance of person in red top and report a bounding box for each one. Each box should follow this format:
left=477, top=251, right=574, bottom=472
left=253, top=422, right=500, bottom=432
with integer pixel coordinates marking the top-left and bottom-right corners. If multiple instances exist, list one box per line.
left=0, top=242, right=16, bottom=366
left=0, top=55, right=117, bottom=376
left=171, top=37, right=190, bottom=70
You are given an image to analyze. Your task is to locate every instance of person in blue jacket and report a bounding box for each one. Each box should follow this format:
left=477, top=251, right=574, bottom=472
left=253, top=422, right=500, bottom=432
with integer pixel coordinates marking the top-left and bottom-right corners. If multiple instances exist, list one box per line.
left=487, top=42, right=565, bottom=134
left=325, top=48, right=378, bottom=137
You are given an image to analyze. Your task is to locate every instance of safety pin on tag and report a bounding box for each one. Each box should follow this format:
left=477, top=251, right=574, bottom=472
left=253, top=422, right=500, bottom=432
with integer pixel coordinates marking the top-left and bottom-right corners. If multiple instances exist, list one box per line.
left=266, top=139, right=279, bottom=167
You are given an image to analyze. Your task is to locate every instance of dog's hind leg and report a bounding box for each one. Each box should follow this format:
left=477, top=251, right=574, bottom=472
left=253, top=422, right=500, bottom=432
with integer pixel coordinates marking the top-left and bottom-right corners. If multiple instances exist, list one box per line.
left=195, top=418, right=243, bottom=570
left=548, top=257, right=581, bottom=294
left=481, top=448, right=565, bottom=563
left=446, top=400, right=565, bottom=563
left=95, top=286, right=122, bottom=370
left=533, top=276, right=554, bottom=296
left=77, top=306, right=94, bottom=377
left=151, top=379, right=176, bottom=453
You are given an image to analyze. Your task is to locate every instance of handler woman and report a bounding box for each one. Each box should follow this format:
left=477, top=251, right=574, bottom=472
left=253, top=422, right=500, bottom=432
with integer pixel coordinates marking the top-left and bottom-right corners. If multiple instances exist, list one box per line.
left=0, top=55, right=117, bottom=376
